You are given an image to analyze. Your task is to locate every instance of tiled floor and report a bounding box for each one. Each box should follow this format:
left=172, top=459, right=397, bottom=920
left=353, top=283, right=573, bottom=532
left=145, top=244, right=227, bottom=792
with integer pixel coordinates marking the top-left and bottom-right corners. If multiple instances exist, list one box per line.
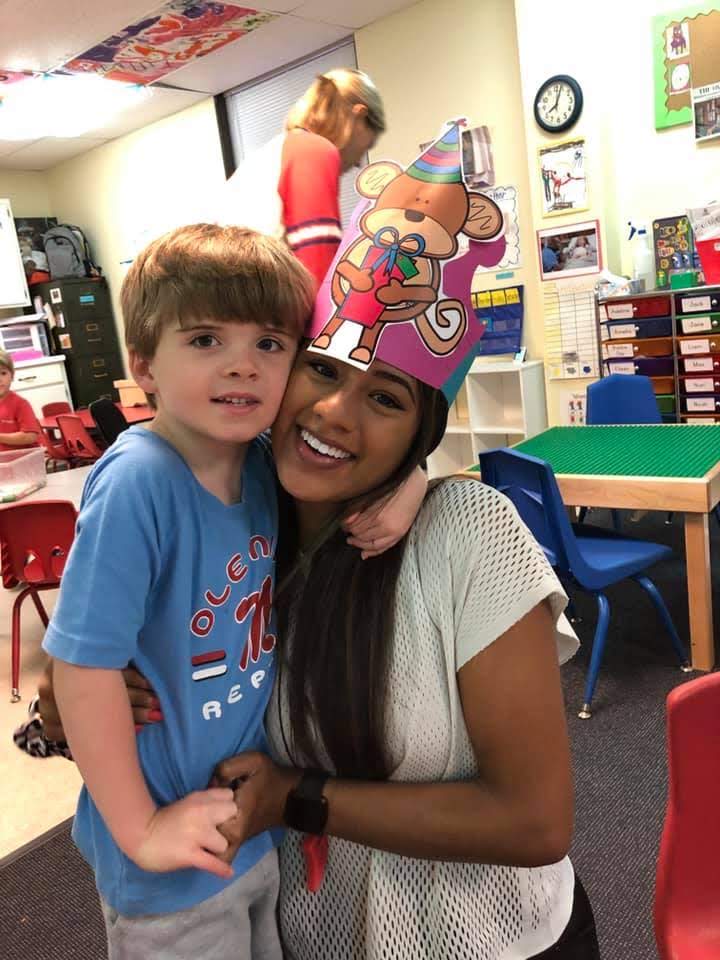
left=0, top=586, right=82, bottom=860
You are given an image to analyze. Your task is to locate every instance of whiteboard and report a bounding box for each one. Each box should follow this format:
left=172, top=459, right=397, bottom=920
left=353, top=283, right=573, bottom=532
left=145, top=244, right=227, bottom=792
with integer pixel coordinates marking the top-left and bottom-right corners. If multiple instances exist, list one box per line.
left=0, top=199, right=30, bottom=310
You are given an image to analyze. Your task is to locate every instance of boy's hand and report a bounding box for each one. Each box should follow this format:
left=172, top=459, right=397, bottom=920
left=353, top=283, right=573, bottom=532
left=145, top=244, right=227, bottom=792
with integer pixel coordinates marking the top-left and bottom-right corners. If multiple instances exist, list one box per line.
left=342, top=465, right=427, bottom=558
left=129, top=788, right=238, bottom=879
left=211, top=752, right=301, bottom=863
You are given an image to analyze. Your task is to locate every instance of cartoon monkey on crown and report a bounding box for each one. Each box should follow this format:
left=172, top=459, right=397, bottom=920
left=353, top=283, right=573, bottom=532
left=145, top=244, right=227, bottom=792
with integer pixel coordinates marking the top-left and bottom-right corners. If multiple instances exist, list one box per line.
left=311, top=121, right=504, bottom=366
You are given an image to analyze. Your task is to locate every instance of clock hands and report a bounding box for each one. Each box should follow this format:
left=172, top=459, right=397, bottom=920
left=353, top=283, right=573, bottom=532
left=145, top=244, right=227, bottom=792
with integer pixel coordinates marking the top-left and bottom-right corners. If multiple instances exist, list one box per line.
left=548, top=87, right=562, bottom=114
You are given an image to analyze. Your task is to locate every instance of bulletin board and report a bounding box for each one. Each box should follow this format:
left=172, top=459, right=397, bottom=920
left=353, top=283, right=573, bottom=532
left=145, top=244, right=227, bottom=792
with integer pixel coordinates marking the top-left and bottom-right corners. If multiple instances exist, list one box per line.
left=0, top=200, right=31, bottom=310
left=653, top=4, right=720, bottom=130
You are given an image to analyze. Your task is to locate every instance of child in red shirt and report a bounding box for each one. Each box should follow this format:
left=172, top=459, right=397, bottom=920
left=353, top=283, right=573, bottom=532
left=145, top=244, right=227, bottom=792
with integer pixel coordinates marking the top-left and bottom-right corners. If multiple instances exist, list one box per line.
left=0, top=350, right=43, bottom=452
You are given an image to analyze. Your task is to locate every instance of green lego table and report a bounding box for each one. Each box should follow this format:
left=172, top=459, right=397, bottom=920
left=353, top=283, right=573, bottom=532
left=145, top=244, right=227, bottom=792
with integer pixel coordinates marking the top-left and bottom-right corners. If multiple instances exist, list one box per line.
left=468, top=425, right=720, bottom=671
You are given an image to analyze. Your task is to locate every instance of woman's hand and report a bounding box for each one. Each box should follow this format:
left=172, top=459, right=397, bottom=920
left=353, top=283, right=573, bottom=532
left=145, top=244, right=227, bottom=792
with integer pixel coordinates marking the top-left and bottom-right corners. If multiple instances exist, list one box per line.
left=343, top=465, right=427, bottom=558
left=38, top=659, right=162, bottom=743
left=211, top=752, right=301, bottom=863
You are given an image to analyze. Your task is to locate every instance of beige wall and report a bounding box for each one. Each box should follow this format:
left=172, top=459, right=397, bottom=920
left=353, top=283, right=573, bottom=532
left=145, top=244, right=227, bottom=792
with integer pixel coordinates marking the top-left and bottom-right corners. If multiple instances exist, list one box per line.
left=0, top=171, right=53, bottom=217
left=44, top=98, right=226, bottom=369
left=356, top=0, right=545, bottom=362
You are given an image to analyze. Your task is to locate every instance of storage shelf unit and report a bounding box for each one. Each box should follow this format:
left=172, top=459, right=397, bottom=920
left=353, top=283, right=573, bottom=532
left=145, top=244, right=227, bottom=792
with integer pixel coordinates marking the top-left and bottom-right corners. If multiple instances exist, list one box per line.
left=426, top=359, right=548, bottom=477
left=596, top=284, right=720, bottom=423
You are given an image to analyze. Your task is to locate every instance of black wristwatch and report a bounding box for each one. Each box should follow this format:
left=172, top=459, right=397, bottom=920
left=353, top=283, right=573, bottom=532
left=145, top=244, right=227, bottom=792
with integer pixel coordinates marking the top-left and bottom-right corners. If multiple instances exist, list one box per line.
left=283, top=769, right=329, bottom=835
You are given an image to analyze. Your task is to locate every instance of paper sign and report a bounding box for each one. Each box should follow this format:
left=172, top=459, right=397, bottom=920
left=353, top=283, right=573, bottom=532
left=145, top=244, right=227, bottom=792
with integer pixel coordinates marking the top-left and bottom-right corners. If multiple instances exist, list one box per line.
left=684, top=356, right=714, bottom=372
left=609, top=323, right=638, bottom=339
left=606, top=303, right=635, bottom=320
left=685, top=377, right=715, bottom=392
left=687, top=396, right=718, bottom=412
left=603, top=343, right=635, bottom=359
left=607, top=361, right=635, bottom=375
left=681, top=315, right=713, bottom=333
left=680, top=338, right=711, bottom=354
left=681, top=295, right=712, bottom=312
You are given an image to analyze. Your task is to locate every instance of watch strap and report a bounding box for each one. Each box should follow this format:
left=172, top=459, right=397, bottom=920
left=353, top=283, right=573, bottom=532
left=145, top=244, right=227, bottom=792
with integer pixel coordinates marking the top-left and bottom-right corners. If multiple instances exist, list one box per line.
left=283, top=769, right=329, bottom=835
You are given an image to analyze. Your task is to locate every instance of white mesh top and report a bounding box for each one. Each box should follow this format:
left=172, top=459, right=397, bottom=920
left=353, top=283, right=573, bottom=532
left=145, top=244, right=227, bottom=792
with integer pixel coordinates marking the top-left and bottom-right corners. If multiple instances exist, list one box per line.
left=267, top=478, right=579, bottom=960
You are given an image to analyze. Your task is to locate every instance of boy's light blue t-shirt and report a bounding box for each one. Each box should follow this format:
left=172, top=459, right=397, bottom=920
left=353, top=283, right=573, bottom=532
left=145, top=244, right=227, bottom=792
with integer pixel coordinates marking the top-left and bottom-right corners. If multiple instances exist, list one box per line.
left=43, top=427, right=280, bottom=916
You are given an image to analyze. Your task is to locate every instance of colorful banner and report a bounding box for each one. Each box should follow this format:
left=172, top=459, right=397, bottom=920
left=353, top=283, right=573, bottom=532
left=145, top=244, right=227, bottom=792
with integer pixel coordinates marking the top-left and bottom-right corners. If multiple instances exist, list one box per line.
left=62, top=2, right=276, bottom=84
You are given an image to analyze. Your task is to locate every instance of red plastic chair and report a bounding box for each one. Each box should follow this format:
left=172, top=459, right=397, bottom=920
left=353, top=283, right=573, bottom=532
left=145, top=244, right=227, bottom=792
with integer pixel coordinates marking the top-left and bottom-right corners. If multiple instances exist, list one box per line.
left=41, top=401, right=72, bottom=417
left=0, top=500, right=77, bottom=702
left=655, top=672, right=720, bottom=959
left=39, top=430, right=74, bottom=472
left=56, top=414, right=104, bottom=463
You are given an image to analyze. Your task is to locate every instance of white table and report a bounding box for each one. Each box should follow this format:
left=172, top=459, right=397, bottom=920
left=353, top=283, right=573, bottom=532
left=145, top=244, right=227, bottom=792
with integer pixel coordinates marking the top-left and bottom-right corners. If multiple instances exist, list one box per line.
left=1, top=466, right=92, bottom=511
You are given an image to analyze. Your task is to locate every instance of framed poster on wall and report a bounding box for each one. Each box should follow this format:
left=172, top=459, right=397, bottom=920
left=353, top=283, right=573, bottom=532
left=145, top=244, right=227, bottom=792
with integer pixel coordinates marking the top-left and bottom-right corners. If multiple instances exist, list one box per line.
left=0, top=199, right=31, bottom=310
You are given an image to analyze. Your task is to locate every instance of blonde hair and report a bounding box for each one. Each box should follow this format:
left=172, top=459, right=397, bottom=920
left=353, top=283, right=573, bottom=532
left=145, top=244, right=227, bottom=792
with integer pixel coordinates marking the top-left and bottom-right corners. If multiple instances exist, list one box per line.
left=285, top=68, right=385, bottom=149
left=0, top=350, right=14, bottom=376
left=121, top=224, right=315, bottom=361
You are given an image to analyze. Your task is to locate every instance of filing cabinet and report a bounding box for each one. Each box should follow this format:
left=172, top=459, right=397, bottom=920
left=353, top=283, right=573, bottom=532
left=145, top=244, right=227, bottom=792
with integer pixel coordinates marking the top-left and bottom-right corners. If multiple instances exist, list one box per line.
left=28, top=277, right=124, bottom=408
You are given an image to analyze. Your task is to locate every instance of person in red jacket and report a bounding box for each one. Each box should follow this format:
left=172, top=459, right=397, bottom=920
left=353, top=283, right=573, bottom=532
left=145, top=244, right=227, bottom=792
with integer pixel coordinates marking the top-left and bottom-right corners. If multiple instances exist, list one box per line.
left=224, top=68, right=386, bottom=290
left=0, top=350, right=42, bottom=452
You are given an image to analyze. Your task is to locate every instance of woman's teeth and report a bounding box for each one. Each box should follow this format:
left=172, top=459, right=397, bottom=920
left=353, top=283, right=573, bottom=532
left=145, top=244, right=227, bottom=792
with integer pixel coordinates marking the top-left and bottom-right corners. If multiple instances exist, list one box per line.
left=300, top=428, right=351, bottom=461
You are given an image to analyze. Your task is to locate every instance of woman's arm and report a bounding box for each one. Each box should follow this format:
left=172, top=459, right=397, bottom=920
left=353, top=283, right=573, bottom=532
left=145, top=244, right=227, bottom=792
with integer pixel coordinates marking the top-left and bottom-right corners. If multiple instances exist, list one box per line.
left=216, top=599, right=573, bottom=867
left=0, top=430, right=39, bottom=446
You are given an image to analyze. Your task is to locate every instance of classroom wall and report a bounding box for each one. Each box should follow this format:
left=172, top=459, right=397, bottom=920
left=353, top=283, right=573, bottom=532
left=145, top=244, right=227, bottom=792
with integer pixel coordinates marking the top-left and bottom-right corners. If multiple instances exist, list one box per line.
left=356, top=0, right=545, bottom=362
left=514, top=0, right=720, bottom=420
left=0, top=170, right=54, bottom=218
left=44, top=98, right=226, bottom=368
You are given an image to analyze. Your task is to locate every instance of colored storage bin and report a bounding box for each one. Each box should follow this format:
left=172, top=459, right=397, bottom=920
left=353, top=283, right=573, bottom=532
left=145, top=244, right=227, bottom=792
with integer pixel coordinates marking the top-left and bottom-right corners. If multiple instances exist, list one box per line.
left=676, top=290, right=720, bottom=314
left=656, top=394, right=676, bottom=414
left=602, top=336, right=673, bottom=359
left=651, top=377, right=675, bottom=395
left=604, top=316, right=672, bottom=340
left=681, top=395, right=720, bottom=414
left=681, top=375, right=720, bottom=394
left=604, top=295, right=672, bottom=320
left=677, top=335, right=720, bottom=356
left=680, top=354, right=720, bottom=374
left=679, top=313, right=720, bottom=335
left=604, top=356, right=674, bottom=377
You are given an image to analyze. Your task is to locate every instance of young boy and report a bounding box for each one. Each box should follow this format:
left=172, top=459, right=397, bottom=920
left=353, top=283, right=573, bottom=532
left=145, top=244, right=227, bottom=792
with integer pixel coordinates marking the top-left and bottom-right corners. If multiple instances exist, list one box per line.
left=0, top=350, right=43, bottom=451
left=43, top=225, right=316, bottom=959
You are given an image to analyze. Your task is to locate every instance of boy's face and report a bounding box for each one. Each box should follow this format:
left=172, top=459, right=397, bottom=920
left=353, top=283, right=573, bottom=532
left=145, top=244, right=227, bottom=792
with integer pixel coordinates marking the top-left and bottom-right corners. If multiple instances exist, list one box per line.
left=130, top=318, right=298, bottom=450
left=0, top=366, right=13, bottom=399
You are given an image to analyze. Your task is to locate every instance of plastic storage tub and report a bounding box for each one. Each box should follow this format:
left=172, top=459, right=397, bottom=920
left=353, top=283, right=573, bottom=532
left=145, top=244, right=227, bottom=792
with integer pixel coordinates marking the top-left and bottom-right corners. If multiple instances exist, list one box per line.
left=0, top=448, right=46, bottom=502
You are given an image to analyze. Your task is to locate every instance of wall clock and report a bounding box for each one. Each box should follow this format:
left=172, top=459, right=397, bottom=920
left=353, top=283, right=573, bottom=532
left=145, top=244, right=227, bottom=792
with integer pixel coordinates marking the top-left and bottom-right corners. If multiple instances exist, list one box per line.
left=534, top=75, right=583, bottom=134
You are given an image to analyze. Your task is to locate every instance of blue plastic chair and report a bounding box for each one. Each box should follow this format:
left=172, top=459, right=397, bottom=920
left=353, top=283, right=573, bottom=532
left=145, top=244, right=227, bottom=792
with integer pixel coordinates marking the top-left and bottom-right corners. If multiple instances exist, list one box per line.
left=587, top=373, right=662, bottom=425
left=479, top=447, right=691, bottom=719
left=582, top=374, right=662, bottom=527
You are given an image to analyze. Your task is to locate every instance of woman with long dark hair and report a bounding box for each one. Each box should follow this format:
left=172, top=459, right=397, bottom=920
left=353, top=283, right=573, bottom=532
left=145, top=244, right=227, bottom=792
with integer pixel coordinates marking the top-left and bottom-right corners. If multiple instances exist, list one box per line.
left=33, top=344, right=598, bottom=958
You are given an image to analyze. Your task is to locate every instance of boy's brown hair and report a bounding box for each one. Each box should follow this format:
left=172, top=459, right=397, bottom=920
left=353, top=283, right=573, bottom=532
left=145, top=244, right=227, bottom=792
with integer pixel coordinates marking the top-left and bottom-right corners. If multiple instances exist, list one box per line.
left=121, top=223, right=315, bottom=360
left=0, top=350, right=15, bottom=376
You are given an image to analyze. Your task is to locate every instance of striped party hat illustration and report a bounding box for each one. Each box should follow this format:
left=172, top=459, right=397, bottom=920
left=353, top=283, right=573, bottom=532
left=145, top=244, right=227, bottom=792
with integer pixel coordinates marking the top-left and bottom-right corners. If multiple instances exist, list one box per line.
left=406, top=118, right=466, bottom=184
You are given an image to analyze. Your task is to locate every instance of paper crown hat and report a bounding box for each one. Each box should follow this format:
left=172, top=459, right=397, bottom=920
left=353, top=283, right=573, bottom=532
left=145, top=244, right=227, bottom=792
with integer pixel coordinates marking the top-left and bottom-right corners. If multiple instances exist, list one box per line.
left=306, top=119, right=506, bottom=402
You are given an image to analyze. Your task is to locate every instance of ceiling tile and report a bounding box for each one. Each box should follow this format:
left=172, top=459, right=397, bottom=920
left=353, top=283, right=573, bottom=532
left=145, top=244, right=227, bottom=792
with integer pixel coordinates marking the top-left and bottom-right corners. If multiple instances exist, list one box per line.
left=166, top=13, right=349, bottom=93
left=0, top=137, right=35, bottom=157
left=292, top=0, right=418, bottom=29
left=79, top=87, right=208, bottom=139
left=0, top=136, right=106, bottom=170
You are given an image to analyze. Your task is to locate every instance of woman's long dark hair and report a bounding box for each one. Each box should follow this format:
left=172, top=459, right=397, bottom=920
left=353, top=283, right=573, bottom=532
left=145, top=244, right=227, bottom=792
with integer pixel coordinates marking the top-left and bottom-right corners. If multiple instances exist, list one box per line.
left=275, top=382, right=448, bottom=780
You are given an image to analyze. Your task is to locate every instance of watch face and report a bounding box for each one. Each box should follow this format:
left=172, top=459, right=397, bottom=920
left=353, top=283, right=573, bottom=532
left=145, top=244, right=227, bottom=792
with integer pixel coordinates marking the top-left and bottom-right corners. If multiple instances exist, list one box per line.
left=535, top=76, right=582, bottom=133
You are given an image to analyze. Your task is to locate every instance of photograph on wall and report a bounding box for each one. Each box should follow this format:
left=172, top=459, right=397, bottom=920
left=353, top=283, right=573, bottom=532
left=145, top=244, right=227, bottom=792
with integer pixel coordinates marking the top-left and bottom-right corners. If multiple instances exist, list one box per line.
left=539, top=139, right=587, bottom=217
left=692, top=80, right=720, bottom=139
left=537, top=220, right=602, bottom=281
left=475, top=185, right=521, bottom=271
left=653, top=5, right=720, bottom=130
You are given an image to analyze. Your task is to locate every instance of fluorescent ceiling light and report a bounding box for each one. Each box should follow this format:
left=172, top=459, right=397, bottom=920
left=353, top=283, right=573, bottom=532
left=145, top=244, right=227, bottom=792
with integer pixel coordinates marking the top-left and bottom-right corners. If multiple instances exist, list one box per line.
left=0, top=73, right=152, bottom=140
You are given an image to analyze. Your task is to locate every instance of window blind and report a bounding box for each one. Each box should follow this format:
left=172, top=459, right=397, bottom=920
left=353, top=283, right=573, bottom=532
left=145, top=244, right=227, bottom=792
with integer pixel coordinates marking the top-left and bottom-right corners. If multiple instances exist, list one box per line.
left=223, top=39, right=363, bottom=226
